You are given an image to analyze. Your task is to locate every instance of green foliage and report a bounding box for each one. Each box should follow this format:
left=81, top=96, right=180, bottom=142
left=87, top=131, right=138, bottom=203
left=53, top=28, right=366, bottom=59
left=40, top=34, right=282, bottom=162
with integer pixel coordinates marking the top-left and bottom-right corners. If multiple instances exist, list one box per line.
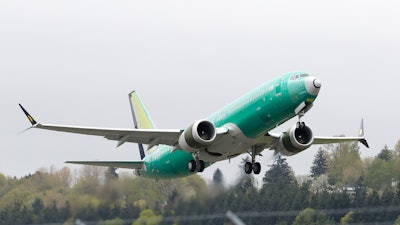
left=132, top=209, right=161, bottom=225
left=377, top=145, right=393, bottom=161
left=340, top=211, right=355, bottom=224
left=310, top=148, right=328, bottom=178
left=394, top=215, right=400, bottom=225
left=292, top=208, right=335, bottom=225
left=363, top=146, right=398, bottom=190
left=104, top=217, right=124, bottom=225
left=262, top=156, right=297, bottom=189
left=1, top=139, right=400, bottom=224
left=292, top=208, right=315, bottom=225
left=326, top=141, right=363, bottom=186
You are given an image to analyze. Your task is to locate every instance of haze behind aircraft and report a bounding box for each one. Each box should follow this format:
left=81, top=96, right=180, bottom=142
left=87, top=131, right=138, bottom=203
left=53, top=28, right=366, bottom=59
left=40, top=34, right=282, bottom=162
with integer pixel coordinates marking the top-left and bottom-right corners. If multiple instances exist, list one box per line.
left=20, top=71, right=369, bottom=179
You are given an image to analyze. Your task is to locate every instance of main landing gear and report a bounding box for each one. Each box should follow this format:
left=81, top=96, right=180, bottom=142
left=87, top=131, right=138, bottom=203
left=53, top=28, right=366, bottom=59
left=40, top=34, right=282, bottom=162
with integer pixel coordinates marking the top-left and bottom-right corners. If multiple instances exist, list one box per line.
left=244, top=147, right=261, bottom=174
left=188, top=151, right=205, bottom=173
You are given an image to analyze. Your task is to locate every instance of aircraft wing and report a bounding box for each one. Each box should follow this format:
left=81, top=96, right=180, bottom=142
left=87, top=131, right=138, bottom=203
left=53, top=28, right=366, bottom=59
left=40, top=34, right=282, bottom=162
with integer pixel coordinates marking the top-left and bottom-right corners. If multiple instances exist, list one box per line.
left=313, top=118, right=369, bottom=148
left=266, top=119, right=369, bottom=149
left=313, top=136, right=369, bottom=148
left=65, top=161, right=144, bottom=169
left=19, top=104, right=182, bottom=147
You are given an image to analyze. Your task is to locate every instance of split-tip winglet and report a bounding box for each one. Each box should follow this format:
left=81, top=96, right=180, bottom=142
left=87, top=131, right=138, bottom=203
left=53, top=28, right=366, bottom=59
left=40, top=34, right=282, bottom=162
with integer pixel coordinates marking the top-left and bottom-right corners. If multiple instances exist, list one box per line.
left=19, top=104, right=38, bottom=126
left=358, top=118, right=369, bottom=148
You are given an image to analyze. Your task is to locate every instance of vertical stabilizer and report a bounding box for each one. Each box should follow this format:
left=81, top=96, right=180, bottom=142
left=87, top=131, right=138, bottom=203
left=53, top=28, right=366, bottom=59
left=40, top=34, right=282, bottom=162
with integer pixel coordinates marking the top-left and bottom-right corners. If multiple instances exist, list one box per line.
left=128, top=91, right=157, bottom=158
left=129, top=91, right=156, bottom=129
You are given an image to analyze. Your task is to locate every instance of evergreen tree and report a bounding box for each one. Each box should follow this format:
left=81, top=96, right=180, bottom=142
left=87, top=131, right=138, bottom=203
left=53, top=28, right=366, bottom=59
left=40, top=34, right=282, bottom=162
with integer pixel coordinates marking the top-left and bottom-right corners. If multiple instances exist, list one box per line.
left=105, top=167, right=119, bottom=182
left=260, top=156, right=298, bottom=224
left=212, top=168, right=224, bottom=190
left=262, top=156, right=297, bottom=189
left=310, top=148, right=328, bottom=178
left=377, top=145, right=393, bottom=161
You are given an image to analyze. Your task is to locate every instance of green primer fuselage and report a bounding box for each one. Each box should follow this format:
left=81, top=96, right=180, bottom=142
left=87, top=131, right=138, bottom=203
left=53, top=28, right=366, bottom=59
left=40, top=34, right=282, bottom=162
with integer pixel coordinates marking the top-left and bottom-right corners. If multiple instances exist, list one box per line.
left=139, top=71, right=318, bottom=179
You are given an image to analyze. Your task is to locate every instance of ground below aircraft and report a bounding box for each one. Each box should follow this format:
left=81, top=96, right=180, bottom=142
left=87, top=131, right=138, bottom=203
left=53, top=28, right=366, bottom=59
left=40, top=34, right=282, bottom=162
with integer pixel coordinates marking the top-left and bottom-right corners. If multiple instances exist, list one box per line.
left=20, top=71, right=368, bottom=179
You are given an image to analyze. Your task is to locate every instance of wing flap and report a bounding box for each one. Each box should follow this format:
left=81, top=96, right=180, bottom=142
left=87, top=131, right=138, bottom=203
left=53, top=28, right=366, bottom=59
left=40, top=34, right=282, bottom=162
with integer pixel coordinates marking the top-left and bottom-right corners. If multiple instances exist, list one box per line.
left=35, top=123, right=182, bottom=146
left=66, top=161, right=144, bottom=169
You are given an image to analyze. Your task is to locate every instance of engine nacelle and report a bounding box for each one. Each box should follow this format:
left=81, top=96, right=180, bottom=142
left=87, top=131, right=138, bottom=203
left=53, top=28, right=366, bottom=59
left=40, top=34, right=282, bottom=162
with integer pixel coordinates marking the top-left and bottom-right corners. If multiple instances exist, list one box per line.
left=178, top=119, right=217, bottom=152
left=278, top=124, right=314, bottom=156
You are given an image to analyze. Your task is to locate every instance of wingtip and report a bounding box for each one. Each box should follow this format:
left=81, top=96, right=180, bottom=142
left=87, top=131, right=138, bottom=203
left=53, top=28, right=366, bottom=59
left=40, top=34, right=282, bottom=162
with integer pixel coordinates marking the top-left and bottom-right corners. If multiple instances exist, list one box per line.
left=19, top=104, right=38, bottom=126
left=360, top=139, right=369, bottom=148
left=358, top=118, right=369, bottom=148
left=358, top=118, right=365, bottom=137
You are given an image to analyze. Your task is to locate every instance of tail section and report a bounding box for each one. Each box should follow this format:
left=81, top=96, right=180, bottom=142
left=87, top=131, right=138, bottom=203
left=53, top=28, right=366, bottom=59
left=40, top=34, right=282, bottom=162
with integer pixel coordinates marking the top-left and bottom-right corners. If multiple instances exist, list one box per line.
left=129, top=91, right=156, bottom=129
left=128, top=91, right=157, bottom=158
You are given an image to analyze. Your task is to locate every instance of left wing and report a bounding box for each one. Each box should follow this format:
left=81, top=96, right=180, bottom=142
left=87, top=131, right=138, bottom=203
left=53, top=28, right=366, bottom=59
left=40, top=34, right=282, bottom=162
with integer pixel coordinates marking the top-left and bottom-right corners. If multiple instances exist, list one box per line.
left=19, top=104, right=182, bottom=147
left=65, top=161, right=144, bottom=169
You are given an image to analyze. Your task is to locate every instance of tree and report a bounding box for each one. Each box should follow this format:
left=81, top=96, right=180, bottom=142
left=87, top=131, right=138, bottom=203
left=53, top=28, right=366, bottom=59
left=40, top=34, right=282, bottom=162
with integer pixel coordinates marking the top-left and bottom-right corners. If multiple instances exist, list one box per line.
left=310, top=148, right=328, bottom=179
left=212, top=168, right=224, bottom=190
left=394, top=215, right=400, bottom=225
left=363, top=146, right=398, bottom=190
left=340, top=211, right=355, bottom=224
left=104, top=217, right=124, bottom=225
left=74, top=165, right=105, bottom=195
left=234, top=157, right=256, bottom=194
left=105, top=167, right=119, bottom=182
left=292, top=208, right=335, bottom=225
left=132, top=209, right=162, bottom=225
left=260, top=155, right=298, bottom=223
left=377, top=145, right=393, bottom=161
left=262, top=156, right=297, bottom=189
left=292, top=208, right=315, bottom=225
left=326, top=141, right=363, bottom=187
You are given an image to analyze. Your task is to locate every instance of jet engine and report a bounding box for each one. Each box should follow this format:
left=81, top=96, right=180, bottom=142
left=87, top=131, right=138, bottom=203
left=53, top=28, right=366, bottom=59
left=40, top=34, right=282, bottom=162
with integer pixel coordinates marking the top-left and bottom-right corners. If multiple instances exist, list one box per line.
left=178, top=119, right=217, bottom=152
left=278, top=123, right=314, bottom=156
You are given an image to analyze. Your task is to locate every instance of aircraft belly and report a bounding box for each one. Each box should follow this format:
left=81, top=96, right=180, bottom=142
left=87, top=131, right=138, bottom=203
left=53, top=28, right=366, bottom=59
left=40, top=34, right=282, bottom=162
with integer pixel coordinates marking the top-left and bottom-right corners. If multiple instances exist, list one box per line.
left=199, top=123, right=256, bottom=162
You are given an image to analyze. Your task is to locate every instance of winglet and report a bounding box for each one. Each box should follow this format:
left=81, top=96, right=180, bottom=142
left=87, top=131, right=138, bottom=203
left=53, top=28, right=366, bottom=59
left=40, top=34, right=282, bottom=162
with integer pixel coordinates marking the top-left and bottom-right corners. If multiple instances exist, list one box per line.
left=358, top=118, right=369, bottom=148
left=19, top=104, right=38, bottom=126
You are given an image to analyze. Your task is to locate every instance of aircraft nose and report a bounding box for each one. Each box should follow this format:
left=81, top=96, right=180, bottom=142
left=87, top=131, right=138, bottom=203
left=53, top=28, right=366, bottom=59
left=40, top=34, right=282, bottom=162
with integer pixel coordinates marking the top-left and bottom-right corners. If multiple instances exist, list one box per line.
left=305, top=76, right=321, bottom=96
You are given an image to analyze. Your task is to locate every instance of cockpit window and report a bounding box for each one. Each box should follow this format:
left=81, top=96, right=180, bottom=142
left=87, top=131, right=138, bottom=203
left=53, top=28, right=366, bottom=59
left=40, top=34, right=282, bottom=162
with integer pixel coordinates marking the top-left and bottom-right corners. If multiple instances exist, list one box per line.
left=290, top=74, right=309, bottom=80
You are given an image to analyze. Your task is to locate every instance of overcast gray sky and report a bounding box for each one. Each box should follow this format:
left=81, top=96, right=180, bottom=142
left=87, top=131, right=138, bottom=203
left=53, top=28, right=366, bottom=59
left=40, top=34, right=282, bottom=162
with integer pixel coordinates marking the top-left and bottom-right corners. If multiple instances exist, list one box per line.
left=1, top=0, right=399, bottom=183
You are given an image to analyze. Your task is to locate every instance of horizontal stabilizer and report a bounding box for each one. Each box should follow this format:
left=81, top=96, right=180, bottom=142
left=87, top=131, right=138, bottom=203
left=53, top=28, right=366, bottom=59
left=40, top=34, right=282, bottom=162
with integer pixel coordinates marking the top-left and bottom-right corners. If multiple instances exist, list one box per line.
left=65, top=161, right=144, bottom=169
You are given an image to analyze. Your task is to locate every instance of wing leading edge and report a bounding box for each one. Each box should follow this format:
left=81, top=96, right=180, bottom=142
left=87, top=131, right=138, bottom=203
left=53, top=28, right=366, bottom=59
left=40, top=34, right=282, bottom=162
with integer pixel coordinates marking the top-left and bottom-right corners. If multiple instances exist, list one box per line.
left=65, top=161, right=144, bottom=169
left=19, top=104, right=183, bottom=147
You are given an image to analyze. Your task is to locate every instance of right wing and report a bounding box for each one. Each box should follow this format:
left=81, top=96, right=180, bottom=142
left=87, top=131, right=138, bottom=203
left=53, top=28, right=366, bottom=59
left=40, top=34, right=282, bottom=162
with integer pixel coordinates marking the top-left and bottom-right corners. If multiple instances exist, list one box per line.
left=19, top=104, right=183, bottom=147
left=313, top=118, right=369, bottom=148
left=265, top=118, right=369, bottom=151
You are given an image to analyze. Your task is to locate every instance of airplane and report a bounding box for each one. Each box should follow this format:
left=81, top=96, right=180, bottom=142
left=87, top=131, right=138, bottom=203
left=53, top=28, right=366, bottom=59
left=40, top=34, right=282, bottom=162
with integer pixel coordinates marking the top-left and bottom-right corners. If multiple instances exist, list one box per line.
left=19, top=71, right=369, bottom=179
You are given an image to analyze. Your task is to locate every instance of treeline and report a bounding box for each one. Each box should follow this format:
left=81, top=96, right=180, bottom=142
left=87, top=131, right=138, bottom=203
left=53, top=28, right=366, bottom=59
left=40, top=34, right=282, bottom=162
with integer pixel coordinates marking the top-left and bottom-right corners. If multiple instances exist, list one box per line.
left=1, top=139, right=400, bottom=225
